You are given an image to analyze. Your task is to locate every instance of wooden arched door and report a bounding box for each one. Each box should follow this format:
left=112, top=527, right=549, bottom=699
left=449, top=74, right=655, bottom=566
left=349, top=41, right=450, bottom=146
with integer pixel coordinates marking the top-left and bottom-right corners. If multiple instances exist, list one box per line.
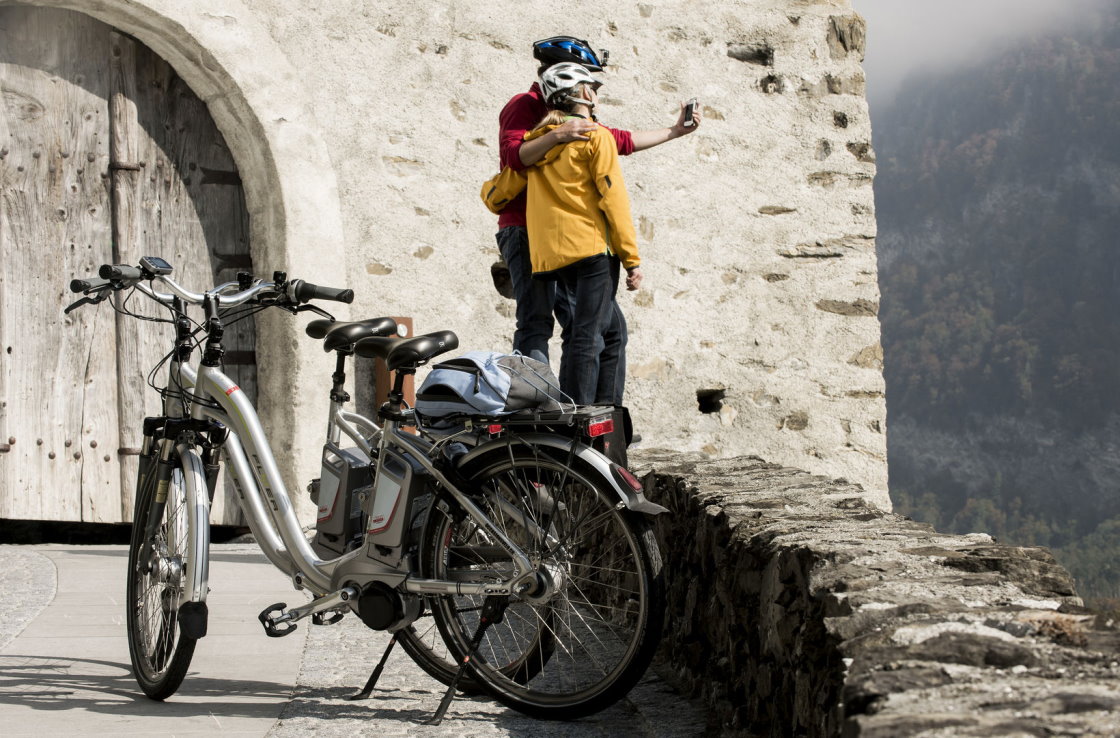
left=0, top=6, right=256, bottom=524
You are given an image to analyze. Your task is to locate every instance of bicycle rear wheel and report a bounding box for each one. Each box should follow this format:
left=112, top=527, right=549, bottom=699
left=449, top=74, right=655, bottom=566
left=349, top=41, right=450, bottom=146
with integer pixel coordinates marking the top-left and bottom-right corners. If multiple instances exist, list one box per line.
left=422, top=450, right=663, bottom=720
left=126, top=450, right=197, bottom=699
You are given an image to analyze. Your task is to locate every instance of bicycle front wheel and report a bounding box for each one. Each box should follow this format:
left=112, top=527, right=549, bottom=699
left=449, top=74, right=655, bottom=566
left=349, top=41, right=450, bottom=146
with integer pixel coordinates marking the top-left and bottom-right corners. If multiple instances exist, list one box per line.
left=422, top=450, right=663, bottom=720
left=126, top=449, right=198, bottom=699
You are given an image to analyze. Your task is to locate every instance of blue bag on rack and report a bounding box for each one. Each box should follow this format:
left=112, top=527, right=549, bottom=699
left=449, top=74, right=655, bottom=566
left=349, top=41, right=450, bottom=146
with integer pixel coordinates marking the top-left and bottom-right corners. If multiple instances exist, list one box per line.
left=416, top=351, right=566, bottom=420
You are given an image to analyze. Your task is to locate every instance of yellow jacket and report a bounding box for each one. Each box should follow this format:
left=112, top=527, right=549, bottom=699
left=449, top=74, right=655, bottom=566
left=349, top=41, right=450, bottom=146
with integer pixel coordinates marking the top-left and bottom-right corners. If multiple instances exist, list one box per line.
left=523, top=122, right=639, bottom=275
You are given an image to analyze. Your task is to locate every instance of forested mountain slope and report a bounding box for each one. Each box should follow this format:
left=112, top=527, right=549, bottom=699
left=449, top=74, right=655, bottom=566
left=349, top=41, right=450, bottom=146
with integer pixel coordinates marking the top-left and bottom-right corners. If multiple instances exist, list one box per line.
left=875, top=4, right=1120, bottom=598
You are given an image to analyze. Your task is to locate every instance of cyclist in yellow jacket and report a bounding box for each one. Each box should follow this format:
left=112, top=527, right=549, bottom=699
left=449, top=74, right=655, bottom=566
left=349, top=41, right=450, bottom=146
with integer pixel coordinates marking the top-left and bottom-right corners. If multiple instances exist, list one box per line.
left=523, top=63, right=642, bottom=404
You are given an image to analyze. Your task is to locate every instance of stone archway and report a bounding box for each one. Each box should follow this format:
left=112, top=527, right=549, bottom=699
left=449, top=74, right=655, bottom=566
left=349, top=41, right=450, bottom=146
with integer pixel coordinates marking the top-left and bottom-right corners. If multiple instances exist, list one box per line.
left=2, top=0, right=347, bottom=519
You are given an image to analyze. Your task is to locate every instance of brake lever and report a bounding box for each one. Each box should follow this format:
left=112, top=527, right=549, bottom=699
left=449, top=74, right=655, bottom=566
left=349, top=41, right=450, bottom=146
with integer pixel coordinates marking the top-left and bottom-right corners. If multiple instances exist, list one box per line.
left=64, top=290, right=111, bottom=315
left=253, top=295, right=333, bottom=320
left=294, top=304, right=335, bottom=320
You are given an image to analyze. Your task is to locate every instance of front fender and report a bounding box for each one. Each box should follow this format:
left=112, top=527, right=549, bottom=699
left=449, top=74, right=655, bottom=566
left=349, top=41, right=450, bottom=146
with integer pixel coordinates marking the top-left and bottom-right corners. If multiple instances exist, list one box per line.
left=455, top=433, right=668, bottom=516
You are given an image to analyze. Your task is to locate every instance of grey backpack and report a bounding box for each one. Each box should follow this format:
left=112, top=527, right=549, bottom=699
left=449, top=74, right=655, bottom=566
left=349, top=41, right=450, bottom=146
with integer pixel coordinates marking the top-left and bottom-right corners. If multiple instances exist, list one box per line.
left=416, top=351, right=566, bottom=419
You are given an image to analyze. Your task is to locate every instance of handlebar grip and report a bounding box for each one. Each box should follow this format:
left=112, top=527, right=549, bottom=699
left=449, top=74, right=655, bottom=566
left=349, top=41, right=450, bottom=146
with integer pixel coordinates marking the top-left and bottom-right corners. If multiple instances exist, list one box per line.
left=99, top=264, right=143, bottom=281
left=293, top=280, right=354, bottom=304
left=70, top=277, right=110, bottom=294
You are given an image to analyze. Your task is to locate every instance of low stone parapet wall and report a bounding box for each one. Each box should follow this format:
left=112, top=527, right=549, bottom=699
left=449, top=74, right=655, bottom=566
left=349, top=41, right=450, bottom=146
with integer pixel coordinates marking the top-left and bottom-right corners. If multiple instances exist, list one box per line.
left=633, top=450, right=1120, bottom=737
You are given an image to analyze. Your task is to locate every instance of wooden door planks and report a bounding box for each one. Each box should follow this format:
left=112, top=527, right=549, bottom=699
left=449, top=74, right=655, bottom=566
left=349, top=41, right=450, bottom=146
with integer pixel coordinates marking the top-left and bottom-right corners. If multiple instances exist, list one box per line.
left=0, top=7, right=120, bottom=521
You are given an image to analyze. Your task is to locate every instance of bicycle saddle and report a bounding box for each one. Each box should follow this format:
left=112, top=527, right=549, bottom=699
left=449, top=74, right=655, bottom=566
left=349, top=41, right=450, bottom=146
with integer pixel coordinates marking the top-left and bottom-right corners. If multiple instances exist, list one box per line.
left=305, top=317, right=400, bottom=352
left=354, top=330, right=459, bottom=372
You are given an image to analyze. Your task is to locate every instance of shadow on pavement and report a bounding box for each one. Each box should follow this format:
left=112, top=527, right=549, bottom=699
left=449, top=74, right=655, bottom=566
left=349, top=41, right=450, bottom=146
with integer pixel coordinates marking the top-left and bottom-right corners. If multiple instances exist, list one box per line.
left=0, top=653, right=293, bottom=719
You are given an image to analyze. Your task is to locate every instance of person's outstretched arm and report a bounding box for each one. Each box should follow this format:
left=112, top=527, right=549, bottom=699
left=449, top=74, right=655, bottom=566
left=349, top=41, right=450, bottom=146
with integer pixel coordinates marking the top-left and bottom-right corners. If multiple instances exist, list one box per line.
left=630, top=101, right=702, bottom=152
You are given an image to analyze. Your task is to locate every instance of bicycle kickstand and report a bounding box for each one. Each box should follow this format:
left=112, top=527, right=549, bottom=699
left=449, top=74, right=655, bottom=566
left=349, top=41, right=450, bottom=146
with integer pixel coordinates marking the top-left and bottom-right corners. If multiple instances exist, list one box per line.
left=346, top=632, right=399, bottom=701
left=424, top=595, right=510, bottom=726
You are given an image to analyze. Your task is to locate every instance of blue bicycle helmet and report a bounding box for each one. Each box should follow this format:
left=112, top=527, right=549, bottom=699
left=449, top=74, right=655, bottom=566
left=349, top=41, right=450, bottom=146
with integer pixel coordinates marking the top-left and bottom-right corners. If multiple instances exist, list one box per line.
left=532, top=36, right=608, bottom=72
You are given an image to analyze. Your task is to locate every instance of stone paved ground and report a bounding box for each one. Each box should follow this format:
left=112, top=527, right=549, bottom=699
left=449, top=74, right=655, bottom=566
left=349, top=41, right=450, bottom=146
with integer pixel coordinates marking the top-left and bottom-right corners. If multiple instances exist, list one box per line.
left=269, top=604, right=708, bottom=737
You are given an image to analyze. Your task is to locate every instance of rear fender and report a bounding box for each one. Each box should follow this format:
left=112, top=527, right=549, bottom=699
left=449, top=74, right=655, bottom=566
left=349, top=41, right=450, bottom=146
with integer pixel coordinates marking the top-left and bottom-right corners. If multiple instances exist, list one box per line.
left=455, top=433, right=667, bottom=515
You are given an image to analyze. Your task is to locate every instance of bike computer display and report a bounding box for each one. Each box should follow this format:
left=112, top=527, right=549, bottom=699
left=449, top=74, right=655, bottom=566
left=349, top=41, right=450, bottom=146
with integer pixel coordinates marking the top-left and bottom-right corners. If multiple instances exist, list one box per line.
left=139, top=255, right=173, bottom=276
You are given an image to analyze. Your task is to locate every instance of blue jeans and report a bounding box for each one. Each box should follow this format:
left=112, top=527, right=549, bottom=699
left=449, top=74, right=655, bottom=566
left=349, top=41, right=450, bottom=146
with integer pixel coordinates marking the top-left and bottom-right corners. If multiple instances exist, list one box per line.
left=599, top=256, right=627, bottom=406
left=599, top=300, right=627, bottom=405
left=555, top=254, right=614, bottom=404
left=561, top=256, right=627, bottom=405
left=496, top=226, right=555, bottom=365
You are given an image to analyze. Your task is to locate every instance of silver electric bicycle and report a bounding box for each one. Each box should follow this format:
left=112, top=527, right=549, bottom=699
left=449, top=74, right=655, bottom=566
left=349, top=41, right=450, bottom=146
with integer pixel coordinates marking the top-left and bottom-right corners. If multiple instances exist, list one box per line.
left=66, top=257, right=666, bottom=722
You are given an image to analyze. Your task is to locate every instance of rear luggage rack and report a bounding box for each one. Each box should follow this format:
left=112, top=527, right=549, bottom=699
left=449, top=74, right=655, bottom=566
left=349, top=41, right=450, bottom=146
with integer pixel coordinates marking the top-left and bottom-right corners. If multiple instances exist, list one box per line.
left=417, top=405, right=630, bottom=467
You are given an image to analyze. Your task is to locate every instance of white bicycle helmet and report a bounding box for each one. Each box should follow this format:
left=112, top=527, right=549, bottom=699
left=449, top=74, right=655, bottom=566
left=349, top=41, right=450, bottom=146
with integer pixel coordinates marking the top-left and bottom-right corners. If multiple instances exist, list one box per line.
left=539, top=62, right=601, bottom=109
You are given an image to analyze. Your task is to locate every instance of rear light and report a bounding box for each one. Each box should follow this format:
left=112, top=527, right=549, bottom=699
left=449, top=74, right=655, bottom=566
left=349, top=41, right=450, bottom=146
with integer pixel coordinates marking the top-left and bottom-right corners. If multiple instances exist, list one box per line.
left=614, top=464, right=643, bottom=492
left=586, top=416, right=614, bottom=438
left=487, top=424, right=504, bottom=435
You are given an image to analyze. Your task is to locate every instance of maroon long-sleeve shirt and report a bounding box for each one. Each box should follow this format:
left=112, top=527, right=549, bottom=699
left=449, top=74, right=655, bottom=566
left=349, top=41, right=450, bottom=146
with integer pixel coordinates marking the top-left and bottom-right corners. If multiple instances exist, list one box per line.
left=497, top=82, right=634, bottom=229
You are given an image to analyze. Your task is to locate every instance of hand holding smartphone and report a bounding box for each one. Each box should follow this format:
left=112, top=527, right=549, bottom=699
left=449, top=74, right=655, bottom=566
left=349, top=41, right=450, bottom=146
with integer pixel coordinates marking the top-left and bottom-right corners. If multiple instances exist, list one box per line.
left=683, top=98, right=697, bottom=127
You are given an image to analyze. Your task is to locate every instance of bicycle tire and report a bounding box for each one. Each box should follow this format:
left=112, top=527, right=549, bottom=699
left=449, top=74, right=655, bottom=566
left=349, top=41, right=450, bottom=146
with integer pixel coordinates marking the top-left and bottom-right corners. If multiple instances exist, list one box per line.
left=126, top=450, right=198, bottom=699
left=421, top=448, right=663, bottom=719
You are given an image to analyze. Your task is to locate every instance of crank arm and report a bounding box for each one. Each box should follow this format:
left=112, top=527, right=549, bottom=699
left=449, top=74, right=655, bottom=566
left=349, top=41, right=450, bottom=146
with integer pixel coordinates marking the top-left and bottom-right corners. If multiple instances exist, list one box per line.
left=258, top=585, right=359, bottom=637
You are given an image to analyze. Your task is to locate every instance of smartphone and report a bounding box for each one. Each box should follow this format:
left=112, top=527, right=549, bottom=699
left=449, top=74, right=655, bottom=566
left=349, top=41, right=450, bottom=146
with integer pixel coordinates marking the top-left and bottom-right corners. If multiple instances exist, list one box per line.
left=683, top=98, right=697, bottom=127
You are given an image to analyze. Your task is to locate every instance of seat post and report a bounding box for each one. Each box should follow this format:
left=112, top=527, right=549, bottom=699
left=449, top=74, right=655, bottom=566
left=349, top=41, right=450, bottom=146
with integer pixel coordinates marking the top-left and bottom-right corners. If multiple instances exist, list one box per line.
left=330, top=352, right=350, bottom=404
left=388, top=368, right=413, bottom=408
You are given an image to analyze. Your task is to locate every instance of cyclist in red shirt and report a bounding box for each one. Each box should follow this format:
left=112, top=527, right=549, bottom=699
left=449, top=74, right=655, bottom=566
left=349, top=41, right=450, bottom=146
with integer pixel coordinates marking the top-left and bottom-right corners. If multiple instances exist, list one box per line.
left=495, top=36, right=701, bottom=406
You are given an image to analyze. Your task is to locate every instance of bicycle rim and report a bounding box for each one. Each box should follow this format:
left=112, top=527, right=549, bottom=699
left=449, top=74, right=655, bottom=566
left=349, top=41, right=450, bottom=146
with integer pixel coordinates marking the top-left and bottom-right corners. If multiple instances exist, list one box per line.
left=426, top=452, right=662, bottom=719
left=126, top=459, right=196, bottom=699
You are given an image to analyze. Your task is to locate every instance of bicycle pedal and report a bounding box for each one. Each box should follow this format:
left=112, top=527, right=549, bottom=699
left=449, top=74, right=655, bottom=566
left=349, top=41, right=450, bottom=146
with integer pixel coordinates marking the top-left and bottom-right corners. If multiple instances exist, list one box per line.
left=258, top=602, right=298, bottom=637
left=312, top=610, right=345, bottom=626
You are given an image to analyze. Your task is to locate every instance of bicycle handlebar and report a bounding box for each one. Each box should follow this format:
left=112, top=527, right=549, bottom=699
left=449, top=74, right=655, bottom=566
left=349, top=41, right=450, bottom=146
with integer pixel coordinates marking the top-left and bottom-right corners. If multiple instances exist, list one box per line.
left=291, top=280, right=354, bottom=304
left=98, top=264, right=144, bottom=281
left=135, top=277, right=277, bottom=307
left=69, top=258, right=355, bottom=312
left=70, top=277, right=111, bottom=294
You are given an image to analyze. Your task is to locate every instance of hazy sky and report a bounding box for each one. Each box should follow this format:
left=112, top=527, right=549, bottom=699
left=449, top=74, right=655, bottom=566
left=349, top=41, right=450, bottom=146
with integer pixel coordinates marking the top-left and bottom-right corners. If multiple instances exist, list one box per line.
left=852, top=0, right=1107, bottom=109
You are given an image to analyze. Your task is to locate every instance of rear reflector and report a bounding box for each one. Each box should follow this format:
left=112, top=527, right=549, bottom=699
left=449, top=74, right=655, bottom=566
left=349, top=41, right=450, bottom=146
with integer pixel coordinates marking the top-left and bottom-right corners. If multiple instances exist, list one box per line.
left=487, top=424, right=504, bottom=435
left=587, top=416, right=614, bottom=438
left=615, top=465, right=643, bottom=491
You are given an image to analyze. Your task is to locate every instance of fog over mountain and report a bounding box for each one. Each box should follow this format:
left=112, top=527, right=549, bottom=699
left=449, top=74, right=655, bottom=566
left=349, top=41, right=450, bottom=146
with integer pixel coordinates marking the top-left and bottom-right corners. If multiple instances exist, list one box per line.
left=855, top=0, right=1109, bottom=109
left=868, top=0, right=1120, bottom=598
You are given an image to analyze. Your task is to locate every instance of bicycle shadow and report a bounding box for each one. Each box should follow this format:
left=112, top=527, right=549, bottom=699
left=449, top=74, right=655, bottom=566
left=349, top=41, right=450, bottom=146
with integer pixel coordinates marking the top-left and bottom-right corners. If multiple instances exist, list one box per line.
left=272, top=683, right=647, bottom=735
left=0, top=653, right=293, bottom=720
